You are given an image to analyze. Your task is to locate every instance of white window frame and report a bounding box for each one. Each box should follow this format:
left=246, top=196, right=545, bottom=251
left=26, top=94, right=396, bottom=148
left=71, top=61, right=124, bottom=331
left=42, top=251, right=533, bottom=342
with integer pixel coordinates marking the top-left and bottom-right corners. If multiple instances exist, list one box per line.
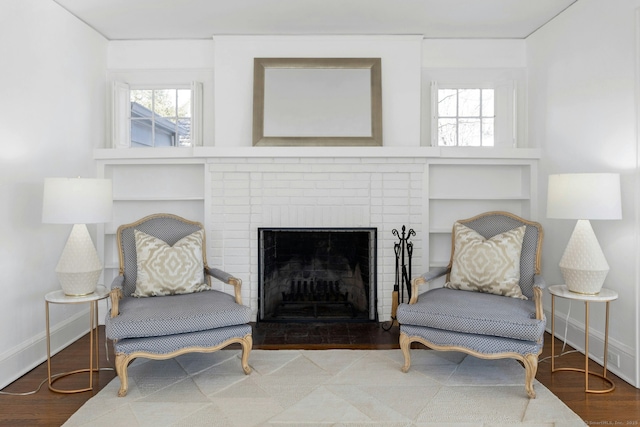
left=112, top=81, right=203, bottom=148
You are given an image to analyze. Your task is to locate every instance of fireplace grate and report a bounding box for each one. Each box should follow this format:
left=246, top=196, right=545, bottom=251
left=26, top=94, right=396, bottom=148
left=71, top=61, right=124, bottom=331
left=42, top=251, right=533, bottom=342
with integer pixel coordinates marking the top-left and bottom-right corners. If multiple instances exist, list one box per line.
left=275, top=280, right=357, bottom=319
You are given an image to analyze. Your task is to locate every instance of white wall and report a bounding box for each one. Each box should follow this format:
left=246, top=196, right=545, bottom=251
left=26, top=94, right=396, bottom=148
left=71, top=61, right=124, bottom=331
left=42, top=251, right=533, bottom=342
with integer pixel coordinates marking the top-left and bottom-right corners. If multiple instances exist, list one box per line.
left=527, top=0, right=640, bottom=386
left=107, top=37, right=529, bottom=149
left=106, top=37, right=424, bottom=148
left=106, top=40, right=216, bottom=147
left=213, top=35, right=423, bottom=147
left=0, top=0, right=107, bottom=388
left=420, top=39, right=528, bottom=148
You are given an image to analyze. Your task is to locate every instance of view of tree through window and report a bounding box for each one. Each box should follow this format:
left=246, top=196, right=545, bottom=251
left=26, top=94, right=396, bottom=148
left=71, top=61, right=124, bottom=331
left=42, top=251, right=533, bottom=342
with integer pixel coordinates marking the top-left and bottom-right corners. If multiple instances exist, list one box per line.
left=437, top=88, right=494, bottom=146
left=130, top=89, right=192, bottom=147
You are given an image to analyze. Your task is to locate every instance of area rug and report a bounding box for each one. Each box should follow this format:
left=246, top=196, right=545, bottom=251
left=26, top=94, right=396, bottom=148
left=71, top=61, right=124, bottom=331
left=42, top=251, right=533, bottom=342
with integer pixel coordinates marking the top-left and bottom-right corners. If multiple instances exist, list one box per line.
left=64, top=349, right=586, bottom=426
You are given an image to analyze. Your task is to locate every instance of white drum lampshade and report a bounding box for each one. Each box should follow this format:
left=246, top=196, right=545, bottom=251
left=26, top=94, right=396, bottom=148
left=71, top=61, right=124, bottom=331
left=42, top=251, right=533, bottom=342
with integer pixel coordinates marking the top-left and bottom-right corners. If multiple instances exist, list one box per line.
left=42, top=178, right=113, bottom=296
left=547, top=173, right=622, bottom=294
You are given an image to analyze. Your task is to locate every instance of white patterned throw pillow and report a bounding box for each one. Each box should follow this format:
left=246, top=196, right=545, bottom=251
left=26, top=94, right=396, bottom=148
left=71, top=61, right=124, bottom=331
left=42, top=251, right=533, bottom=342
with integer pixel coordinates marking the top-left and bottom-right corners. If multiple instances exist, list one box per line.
left=132, top=229, right=208, bottom=297
left=445, top=222, right=527, bottom=300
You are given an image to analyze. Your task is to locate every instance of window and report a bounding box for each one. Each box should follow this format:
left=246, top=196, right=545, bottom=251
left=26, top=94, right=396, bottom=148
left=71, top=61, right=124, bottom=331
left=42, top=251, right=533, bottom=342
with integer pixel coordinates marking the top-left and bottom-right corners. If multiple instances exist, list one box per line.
left=112, top=82, right=202, bottom=148
left=130, top=89, right=192, bottom=147
left=437, top=88, right=495, bottom=147
left=426, top=71, right=521, bottom=148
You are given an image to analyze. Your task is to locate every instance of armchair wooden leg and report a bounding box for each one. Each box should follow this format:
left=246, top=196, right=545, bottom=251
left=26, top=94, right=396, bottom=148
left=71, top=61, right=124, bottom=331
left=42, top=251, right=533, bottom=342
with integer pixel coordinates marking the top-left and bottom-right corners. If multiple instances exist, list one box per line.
left=241, top=334, right=252, bottom=375
left=114, top=353, right=131, bottom=397
left=399, top=332, right=412, bottom=373
left=523, top=353, right=538, bottom=399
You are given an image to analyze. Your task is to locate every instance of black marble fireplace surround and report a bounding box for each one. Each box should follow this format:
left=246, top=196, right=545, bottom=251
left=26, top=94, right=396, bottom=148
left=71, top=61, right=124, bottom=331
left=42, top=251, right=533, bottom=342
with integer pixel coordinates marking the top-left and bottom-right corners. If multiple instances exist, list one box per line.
left=258, top=228, right=377, bottom=322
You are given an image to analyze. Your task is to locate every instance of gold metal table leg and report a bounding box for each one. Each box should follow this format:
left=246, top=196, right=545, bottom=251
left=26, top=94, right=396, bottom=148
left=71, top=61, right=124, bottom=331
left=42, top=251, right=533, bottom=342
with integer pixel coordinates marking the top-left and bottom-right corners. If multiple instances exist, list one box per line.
left=550, top=298, right=615, bottom=394
left=46, top=300, right=100, bottom=394
left=583, top=300, right=615, bottom=394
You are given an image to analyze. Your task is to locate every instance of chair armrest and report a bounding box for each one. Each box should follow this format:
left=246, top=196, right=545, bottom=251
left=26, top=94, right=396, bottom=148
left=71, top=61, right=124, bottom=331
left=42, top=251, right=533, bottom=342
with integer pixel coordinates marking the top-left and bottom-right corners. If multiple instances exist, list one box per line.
left=206, top=267, right=243, bottom=305
left=409, top=266, right=450, bottom=304
left=109, top=275, right=124, bottom=318
left=533, top=274, right=546, bottom=290
left=532, top=274, right=546, bottom=320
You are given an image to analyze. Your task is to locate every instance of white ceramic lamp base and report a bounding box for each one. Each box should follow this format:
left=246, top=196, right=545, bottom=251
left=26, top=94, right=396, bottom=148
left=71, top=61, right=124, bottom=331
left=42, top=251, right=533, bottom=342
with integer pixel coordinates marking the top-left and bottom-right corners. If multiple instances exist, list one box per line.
left=559, top=219, right=609, bottom=295
left=55, top=224, right=102, bottom=296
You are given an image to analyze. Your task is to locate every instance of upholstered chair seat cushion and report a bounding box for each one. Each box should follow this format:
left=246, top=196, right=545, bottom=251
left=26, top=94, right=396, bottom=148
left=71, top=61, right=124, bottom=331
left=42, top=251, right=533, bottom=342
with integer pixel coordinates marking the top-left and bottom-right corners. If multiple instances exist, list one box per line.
left=397, top=287, right=545, bottom=342
left=106, top=290, right=252, bottom=340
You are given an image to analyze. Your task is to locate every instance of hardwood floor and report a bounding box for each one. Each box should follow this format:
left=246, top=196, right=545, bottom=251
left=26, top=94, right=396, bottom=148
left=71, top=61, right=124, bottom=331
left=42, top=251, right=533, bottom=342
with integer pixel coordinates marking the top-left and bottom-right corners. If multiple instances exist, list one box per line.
left=1, top=323, right=638, bottom=426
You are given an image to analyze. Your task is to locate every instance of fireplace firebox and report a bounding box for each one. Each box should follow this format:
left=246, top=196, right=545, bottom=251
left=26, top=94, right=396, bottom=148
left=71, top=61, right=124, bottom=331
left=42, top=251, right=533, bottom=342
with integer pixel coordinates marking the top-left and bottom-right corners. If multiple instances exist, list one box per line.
left=258, top=228, right=377, bottom=322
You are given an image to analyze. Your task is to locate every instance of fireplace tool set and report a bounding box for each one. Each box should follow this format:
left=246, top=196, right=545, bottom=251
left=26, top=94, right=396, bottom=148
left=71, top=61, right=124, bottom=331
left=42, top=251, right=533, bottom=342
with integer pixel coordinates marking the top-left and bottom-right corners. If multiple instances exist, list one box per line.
left=382, top=225, right=415, bottom=331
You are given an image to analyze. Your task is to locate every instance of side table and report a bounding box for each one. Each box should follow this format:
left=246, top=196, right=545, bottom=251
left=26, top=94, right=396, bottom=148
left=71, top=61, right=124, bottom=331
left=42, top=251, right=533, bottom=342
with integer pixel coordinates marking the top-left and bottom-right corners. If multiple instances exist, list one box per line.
left=548, top=284, right=618, bottom=393
left=45, top=285, right=110, bottom=393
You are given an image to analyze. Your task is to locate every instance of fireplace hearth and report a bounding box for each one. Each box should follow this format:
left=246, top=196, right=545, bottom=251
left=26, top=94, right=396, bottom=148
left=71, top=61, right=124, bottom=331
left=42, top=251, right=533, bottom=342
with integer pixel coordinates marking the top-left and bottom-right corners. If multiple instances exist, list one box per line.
left=258, top=228, right=377, bottom=322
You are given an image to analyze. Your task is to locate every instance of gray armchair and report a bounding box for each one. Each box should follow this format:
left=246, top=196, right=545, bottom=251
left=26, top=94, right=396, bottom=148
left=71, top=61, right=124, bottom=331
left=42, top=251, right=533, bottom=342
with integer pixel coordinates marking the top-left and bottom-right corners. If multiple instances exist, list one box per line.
left=397, top=211, right=545, bottom=398
left=105, top=213, right=252, bottom=397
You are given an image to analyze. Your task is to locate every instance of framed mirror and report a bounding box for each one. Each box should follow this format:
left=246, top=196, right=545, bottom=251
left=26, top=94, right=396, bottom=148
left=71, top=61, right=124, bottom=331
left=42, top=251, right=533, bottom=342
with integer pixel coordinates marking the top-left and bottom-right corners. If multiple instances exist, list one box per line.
left=253, top=58, right=382, bottom=146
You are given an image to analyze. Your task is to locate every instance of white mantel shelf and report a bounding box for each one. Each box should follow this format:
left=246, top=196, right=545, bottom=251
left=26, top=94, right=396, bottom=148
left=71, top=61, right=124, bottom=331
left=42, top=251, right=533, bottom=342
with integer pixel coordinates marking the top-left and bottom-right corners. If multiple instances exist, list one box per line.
left=94, top=146, right=541, bottom=160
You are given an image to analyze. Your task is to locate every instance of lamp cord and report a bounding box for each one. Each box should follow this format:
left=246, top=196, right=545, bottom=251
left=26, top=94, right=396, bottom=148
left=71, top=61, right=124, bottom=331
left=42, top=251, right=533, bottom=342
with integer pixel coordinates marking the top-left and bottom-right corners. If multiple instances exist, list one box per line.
left=0, top=367, right=114, bottom=396
left=539, top=301, right=579, bottom=363
left=561, top=300, right=572, bottom=353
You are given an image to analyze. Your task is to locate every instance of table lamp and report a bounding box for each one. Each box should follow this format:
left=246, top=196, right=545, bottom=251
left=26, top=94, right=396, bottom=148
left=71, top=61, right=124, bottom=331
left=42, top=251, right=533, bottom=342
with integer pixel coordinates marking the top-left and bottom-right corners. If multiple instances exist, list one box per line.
left=42, top=177, right=113, bottom=296
left=547, top=173, right=622, bottom=294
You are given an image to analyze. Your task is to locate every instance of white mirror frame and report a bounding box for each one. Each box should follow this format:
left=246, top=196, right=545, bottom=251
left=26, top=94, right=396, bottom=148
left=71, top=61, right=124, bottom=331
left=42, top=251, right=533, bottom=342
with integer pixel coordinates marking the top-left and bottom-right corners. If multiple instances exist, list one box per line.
left=253, top=58, right=382, bottom=146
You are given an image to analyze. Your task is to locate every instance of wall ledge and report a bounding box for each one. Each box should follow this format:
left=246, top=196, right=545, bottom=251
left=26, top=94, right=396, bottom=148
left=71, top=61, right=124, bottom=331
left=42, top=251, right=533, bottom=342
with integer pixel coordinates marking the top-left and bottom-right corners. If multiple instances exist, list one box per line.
left=94, top=146, right=541, bottom=161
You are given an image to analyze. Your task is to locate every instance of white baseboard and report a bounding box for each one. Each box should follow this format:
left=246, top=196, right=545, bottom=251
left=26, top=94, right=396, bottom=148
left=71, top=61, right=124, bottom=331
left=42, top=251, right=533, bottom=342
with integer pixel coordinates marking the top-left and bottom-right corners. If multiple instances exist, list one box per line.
left=544, top=307, right=637, bottom=388
left=0, top=308, right=92, bottom=390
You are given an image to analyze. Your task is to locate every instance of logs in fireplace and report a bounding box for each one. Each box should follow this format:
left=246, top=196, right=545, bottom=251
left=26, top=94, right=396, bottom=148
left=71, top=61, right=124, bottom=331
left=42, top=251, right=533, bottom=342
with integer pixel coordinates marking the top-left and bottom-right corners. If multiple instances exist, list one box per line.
left=258, top=228, right=377, bottom=322
left=278, top=279, right=356, bottom=318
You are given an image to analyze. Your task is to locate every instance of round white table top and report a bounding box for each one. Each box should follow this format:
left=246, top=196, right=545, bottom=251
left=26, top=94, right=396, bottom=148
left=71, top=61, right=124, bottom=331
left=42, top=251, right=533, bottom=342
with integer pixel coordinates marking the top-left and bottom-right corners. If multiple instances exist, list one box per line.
left=548, top=284, right=618, bottom=302
left=45, top=285, right=110, bottom=304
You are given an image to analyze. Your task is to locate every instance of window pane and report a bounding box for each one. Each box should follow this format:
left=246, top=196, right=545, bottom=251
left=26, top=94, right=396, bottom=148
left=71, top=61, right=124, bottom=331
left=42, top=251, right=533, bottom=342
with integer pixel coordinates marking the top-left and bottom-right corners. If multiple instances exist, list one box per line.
left=458, top=119, right=481, bottom=146
left=127, top=87, right=194, bottom=148
left=438, top=118, right=457, bottom=146
left=434, top=85, right=503, bottom=147
left=482, top=89, right=494, bottom=117
left=130, top=89, right=153, bottom=111
left=458, top=89, right=480, bottom=117
left=482, top=118, right=494, bottom=146
left=131, top=118, right=153, bottom=147
left=177, top=118, right=191, bottom=146
left=153, top=121, right=175, bottom=147
left=177, top=89, right=191, bottom=118
left=438, top=89, right=457, bottom=117
left=153, top=89, right=177, bottom=118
